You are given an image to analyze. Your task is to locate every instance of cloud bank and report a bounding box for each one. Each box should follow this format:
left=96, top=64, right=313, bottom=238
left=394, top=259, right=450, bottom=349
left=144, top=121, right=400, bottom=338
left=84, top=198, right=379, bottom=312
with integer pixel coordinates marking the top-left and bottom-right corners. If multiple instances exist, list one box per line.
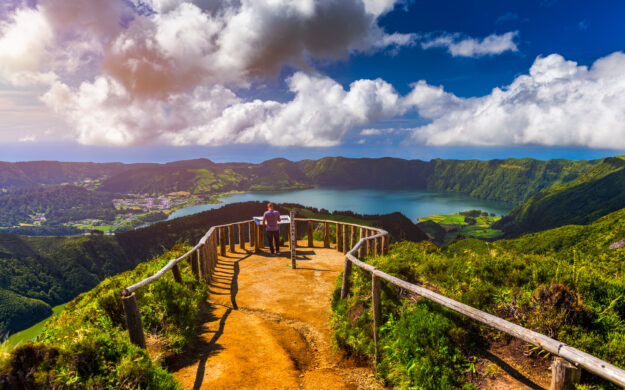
left=0, top=0, right=417, bottom=146
left=1, top=1, right=625, bottom=150
left=407, top=52, right=625, bottom=149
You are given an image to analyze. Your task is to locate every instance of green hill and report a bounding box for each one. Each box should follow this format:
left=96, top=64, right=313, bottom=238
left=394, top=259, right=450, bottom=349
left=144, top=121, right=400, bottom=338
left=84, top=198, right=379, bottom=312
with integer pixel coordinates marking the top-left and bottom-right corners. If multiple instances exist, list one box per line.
left=498, top=203, right=625, bottom=267
left=297, top=156, right=598, bottom=203
left=0, top=185, right=117, bottom=227
left=0, top=244, right=201, bottom=389
left=0, top=161, right=127, bottom=190
left=332, top=206, right=625, bottom=389
left=495, top=157, right=625, bottom=235
left=1, top=157, right=599, bottom=204
left=0, top=288, right=51, bottom=337
left=0, top=234, right=133, bottom=335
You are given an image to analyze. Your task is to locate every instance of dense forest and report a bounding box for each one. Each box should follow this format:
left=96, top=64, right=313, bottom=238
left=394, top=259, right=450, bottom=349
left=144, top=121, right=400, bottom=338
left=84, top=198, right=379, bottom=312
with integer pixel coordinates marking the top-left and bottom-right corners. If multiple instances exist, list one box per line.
left=0, top=185, right=117, bottom=227
left=0, top=161, right=126, bottom=190
left=495, top=157, right=625, bottom=235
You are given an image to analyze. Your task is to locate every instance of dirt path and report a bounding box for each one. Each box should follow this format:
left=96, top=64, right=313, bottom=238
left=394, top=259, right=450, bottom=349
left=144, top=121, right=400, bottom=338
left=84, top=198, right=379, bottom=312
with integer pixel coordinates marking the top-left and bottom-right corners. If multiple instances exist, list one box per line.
left=171, top=241, right=382, bottom=390
left=171, top=240, right=551, bottom=390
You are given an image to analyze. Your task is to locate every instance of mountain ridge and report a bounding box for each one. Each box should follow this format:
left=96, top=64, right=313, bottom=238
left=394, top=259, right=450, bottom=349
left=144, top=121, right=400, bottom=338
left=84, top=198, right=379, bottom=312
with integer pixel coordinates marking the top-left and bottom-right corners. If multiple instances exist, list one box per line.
left=0, top=157, right=602, bottom=204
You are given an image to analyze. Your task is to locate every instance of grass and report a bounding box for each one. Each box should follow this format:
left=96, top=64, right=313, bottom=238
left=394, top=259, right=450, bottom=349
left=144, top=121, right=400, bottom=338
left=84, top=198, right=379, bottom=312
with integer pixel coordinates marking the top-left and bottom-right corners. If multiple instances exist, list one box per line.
left=7, top=303, right=69, bottom=348
left=332, top=239, right=625, bottom=389
left=419, top=211, right=504, bottom=243
left=419, top=214, right=467, bottom=225
left=0, top=243, right=208, bottom=389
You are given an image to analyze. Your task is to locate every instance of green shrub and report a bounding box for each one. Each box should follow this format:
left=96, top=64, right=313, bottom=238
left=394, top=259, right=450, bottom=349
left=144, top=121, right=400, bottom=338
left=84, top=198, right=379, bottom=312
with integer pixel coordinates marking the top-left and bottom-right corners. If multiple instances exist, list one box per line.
left=332, top=240, right=625, bottom=389
left=0, top=243, right=207, bottom=389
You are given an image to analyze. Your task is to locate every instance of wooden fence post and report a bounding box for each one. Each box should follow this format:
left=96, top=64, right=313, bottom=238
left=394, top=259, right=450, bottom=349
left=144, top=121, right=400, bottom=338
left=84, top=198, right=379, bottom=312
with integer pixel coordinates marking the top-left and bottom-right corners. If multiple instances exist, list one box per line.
left=340, top=259, right=352, bottom=299
left=254, top=224, right=261, bottom=252
left=206, top=241, right=214, bottom=282
left=249, top=221, right=255, bottom=247
left=259, top=225, right=265, bottom=249
left=171, top=263, right=182, bottom=283
left=373, top=232, right=382, bottom=256
left=189, top=250, right=199, bottom=280
left=239, top=223, right=245, bottom=250
left=229, top=225, right=235, bottom=253
left=358, top=228, right=365, bottom=258
left=323, top=222, right=330, bottom=248
left=211, top=234, right=218, bottom=277
left=551, top=357, right=581, bottom=390
left=308, top=221, right=314, bottom=247
left=337, top=223, right=343, bottom=252
left=220, top=227, right=226, bottom=256
left=381, top=234, right=388, bottom=255
left=365, top=230, right=371, bottom=256
left=372, top=274, right=381, bottom=364
left=198, top=244, right=205, bottom=281
left=290, top=210, right=296, bottom=269
left=201, top=244, right=209, bottom=282
left=350, top=225, right=357, bottom=251
left=122, top=292, right=146, bottom=348
left=342, top=224, right=349, bottom=254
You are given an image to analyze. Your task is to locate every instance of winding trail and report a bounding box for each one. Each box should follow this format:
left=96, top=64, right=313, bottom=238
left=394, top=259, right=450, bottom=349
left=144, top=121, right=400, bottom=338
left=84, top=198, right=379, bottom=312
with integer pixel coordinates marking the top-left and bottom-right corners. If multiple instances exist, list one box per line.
left=171, top=241, right=382, bottom=389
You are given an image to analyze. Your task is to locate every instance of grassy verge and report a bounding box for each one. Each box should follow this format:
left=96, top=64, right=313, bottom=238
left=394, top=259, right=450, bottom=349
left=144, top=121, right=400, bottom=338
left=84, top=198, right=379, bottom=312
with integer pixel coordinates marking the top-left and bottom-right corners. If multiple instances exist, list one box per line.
left=0, top=243, right=207, bottom=389
left=331, top=240, right=625, bottom=389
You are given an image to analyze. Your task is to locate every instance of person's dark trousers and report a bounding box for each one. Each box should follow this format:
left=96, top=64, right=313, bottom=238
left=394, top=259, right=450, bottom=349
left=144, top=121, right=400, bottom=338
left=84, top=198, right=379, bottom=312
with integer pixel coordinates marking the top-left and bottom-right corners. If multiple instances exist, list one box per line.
left=266, top=230, right=280, bottom=254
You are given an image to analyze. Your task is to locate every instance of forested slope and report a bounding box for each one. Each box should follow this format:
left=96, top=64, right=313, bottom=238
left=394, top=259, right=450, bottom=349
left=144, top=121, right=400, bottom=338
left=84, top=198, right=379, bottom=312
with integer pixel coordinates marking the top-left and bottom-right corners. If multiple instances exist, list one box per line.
left=0, top=161, right=127, bottom=190
left=298, top=156, right=597, bottom=203
left=0, top=234, right=131, bottom=335
left=495, top=157, right=625, bottom=235
left=0, top=185, right=116, bottom=227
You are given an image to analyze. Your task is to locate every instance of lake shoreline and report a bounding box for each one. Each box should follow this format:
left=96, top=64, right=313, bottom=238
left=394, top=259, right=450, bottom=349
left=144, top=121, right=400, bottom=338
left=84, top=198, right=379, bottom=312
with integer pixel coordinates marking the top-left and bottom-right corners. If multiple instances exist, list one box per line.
left=166, top=187, right=515, bottom=223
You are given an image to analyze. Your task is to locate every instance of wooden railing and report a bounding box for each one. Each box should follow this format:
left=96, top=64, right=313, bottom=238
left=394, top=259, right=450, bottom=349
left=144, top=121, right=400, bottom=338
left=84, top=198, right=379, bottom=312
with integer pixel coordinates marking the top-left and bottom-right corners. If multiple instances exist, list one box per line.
left=121, top=216, right=625, bottom=389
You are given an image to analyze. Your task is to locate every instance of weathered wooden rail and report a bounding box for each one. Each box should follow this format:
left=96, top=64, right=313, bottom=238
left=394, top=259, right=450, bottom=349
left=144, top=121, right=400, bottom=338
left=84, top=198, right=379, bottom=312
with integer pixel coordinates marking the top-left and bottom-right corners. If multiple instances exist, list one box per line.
left=122, top=215, right=625, bottom=390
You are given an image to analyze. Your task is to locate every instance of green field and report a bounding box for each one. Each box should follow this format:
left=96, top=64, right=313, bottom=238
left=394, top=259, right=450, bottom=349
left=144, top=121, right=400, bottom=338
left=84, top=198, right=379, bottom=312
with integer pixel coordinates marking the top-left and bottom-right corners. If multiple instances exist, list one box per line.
left=419, top=214, right=466, bottom=225
left=419, top=211, right=503, bottom=242
left=7, top=302, right=69, bottom=347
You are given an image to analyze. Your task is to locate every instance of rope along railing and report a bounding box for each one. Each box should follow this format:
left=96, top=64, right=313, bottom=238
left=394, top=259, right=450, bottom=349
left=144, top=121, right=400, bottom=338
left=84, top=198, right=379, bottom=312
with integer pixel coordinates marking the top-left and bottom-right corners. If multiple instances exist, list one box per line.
left=121, top=216, right=625, bottom=389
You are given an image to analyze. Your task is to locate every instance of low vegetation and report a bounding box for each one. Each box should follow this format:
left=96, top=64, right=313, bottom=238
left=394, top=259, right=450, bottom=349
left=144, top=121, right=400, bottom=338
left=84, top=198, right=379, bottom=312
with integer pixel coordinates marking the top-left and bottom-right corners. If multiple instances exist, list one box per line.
left=0, top=244, right=205, bottom=389
left=332, top=234, right=625, bottom=389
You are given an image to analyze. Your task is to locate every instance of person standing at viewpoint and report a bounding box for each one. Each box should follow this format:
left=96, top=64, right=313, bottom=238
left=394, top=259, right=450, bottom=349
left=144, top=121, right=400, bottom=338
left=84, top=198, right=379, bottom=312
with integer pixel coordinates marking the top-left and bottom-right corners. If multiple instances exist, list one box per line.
left=262, top=202, right=281, bottom=255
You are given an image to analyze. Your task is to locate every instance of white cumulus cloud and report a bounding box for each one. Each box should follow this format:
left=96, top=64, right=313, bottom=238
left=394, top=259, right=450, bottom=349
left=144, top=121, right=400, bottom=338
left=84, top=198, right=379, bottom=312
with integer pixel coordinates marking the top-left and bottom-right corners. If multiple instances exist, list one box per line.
left=406, top=52, right=625, bottom=149
left=0, top=0, right=416, bottom=146
left=43, top=72, right=406, bottom=147
left=421, top=31, right=519, bottom=57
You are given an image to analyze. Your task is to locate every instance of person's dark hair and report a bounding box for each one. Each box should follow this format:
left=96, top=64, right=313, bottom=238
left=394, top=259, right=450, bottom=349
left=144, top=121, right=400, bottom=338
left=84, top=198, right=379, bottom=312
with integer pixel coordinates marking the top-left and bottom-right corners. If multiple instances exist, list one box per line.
left=267, top=202, right=274, bottom=209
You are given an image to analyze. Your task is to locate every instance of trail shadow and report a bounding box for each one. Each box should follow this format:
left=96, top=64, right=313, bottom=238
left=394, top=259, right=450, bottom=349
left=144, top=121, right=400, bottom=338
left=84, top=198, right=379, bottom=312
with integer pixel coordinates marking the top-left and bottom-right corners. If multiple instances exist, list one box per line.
left=167, top=301, right=227, bottom=372
left=173, top=252, right=254, bottom=388
left=481, top=350, right=545, bottom=390
left=190, top=306, right=233, bottom=390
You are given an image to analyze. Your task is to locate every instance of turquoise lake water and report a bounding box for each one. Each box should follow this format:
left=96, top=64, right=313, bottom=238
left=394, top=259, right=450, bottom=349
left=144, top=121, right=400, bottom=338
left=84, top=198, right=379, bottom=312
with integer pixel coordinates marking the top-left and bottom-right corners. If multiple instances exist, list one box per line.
left=167, top=188, right=514, bottom=222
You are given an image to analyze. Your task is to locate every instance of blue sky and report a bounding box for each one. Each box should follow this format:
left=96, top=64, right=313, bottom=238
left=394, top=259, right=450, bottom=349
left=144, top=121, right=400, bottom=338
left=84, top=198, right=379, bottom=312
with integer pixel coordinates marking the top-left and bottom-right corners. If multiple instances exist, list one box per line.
left=0, top=0, right=624, bottom=163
